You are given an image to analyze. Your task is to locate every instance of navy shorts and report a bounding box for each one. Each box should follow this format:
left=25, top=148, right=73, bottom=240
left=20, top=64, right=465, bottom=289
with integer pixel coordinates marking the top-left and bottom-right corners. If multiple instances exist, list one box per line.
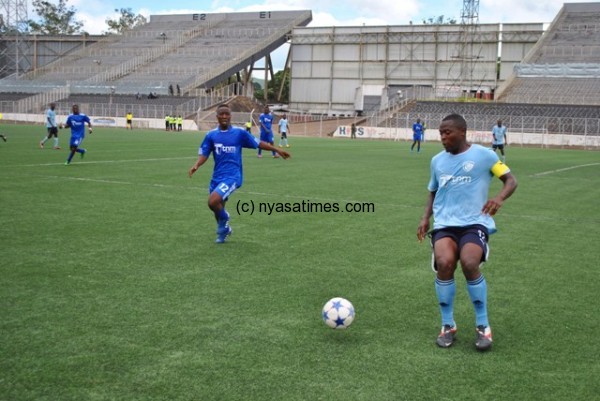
left=492, top=144, right=505, bottom=150
left=429, top=224, right=490, bottom=272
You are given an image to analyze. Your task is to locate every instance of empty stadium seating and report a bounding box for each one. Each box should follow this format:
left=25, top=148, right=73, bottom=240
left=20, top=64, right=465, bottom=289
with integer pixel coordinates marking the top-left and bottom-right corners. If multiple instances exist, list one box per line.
left=0, top=10, right=311, bottom=100
left=497, top=3, right=600, bottom=106
left=373, top=100, right=600, bottom=136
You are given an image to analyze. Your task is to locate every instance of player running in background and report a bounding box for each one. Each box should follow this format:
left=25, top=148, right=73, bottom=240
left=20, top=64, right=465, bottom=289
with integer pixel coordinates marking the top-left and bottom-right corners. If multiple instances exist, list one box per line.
left=417, top=113, right=517, bottom=351
left=39, top=103, right=60, bottom=149
left=257, top=105, right=277, bottom=158
left=410, top=118, right=424, bottom=153
left=188, top=104, right=290, bottom=243
left=63, top=104, right=92, bottom=165
left=492, top=120, right=508, bottom=162
left=278, top=114, right=290, bottom=147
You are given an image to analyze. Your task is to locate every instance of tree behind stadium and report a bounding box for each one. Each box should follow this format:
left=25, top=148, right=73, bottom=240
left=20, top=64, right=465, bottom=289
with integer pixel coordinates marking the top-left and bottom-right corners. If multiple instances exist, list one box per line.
left=27, top=0, right=84, bottom=35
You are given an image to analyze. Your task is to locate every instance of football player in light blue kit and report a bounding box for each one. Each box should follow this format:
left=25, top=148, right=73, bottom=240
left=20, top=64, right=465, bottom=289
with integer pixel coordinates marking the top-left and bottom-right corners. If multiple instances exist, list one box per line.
left=257, top=105, right=277, bottom=158
left=278, top=114, right=290, bottom=147
left=63, top=104, right=92, bottom=165
left=39, top=103, right=60, bottom=149
left=189, top=104, right=290, bottom=243
left=417, top=114, right=517, bottom=351
left=492, top=120, right=508, bottom=162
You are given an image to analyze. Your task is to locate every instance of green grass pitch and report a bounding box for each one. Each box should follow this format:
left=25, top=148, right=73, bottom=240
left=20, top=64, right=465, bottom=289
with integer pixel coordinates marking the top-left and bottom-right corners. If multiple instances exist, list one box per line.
left=1, top=124, right=599, bottom=400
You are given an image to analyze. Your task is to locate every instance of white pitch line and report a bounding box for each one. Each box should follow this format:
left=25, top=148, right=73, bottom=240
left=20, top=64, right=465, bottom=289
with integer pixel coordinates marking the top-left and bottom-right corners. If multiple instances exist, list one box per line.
left=14, top=156, right=193, bottom=168
left=530, top=162, right=600, bottom=177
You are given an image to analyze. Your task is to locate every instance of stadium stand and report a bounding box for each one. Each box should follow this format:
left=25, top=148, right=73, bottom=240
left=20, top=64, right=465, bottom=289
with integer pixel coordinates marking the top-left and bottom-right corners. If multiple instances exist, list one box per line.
left=496, top=2, right=600, bottom=106
left=0, top=10, right=311, bottom=115
left=0, top=11, right=310, bottom=94
left=374, top=100, right=600, bottom=136
left=369, top=3, right=600, bottom=139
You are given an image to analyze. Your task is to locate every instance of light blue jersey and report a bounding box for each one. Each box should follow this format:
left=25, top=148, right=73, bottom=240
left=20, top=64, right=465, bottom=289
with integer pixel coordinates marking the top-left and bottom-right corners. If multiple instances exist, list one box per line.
left=428, top=144, right=506, bottom=234
left=46, top=108, right=56, bottom=128
left=278, top=118, right=288, bottom=133
left=492, top=125, right=507, bottom=145
left=199, top=126, right=260, bottom=186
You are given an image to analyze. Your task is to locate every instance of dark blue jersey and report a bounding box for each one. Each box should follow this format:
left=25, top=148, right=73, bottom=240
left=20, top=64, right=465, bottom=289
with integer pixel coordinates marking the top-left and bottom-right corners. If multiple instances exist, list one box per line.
left=199, top=126, right=260, bottom=185
left=65, top=113, right=91, bottom=138
left=259, top=113, right=274, bottom=135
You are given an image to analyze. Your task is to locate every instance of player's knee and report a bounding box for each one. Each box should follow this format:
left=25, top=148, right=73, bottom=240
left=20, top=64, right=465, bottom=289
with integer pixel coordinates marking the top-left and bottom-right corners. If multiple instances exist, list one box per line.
left=207, top=196, right=223, bottom=211
left=460, top=258, right=482, bottom=277
left=435, top=257, right=457, bottom=275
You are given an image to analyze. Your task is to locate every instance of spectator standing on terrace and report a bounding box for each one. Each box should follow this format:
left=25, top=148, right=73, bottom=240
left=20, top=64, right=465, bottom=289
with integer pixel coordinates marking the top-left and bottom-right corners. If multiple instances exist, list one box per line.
left=278, top=114, right=290, bottom=147
left=39, top=103, right=60, bottom=150
left=417, top=113, right=517, bottom=352
left=188, top=104, right=290, bottom=243
left=177, top=84, right=181, bottom=96
left=492, top=120, right=508, bottom=162
left=257, top=106, right=277, bottom=158
left=126, top=112, right=133, bottom=130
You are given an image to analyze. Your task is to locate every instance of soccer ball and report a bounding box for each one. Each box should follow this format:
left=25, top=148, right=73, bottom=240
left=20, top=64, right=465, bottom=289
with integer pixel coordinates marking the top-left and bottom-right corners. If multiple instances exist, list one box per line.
left=322, top=297, right=355, bottom=329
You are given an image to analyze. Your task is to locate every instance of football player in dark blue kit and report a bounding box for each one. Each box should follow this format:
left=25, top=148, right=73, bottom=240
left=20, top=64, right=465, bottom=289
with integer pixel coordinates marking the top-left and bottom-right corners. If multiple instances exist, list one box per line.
left=257, top=105, right=277, bottom=158
left=63, top=104, right=92, bottom=165
left=189, top=104, right=290, bottom=243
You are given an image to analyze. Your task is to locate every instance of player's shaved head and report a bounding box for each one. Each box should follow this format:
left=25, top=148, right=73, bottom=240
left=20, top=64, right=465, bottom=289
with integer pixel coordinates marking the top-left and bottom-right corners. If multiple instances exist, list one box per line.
left=442, top=113, right=467, bottom=132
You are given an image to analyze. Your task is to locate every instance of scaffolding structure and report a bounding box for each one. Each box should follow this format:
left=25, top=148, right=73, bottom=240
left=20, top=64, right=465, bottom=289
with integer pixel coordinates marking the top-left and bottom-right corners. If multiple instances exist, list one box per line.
left=455, top=0, right=481, bottom=91
left=0, top=0, right=31, bottom=77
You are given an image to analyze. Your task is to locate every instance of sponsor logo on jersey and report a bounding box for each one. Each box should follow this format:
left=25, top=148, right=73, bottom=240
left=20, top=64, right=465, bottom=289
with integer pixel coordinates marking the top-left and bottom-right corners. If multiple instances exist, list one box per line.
left=215, top=143, right=237, bottom=155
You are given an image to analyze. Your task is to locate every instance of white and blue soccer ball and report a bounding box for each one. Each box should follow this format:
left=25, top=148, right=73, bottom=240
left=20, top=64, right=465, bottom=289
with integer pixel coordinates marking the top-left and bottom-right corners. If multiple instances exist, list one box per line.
left=322, top=297, right=355, bottom=329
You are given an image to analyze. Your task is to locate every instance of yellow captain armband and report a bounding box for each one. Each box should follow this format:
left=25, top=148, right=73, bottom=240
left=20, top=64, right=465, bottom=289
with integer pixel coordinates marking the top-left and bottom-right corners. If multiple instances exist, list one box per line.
left=491, top=160, right=510, bottom=178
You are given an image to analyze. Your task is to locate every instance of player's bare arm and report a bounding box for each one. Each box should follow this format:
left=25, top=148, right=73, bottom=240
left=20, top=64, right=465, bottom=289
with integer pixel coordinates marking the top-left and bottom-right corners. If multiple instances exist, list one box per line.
left=189, top=155, right=209, bottom=177
left=481, top=172, right=517, bottom=215
left=417, top=191, right=436, bottom=242
left=259, top=142, right=290, bottom=159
